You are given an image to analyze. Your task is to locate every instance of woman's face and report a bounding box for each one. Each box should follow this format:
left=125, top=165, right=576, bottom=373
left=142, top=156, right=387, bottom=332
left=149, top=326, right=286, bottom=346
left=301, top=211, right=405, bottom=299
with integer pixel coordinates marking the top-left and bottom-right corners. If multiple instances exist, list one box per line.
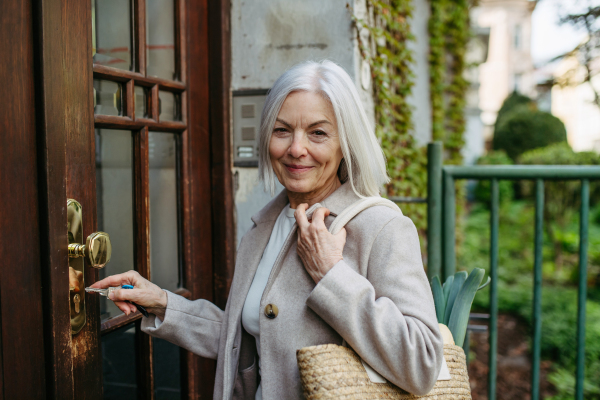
left=269, top=91, right=343, bottom=198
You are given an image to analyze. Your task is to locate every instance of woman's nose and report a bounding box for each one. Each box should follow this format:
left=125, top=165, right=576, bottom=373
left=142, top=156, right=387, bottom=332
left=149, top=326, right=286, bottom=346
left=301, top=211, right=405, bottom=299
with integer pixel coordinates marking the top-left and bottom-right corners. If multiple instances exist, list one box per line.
left=288, top=133, right=308, bottom=158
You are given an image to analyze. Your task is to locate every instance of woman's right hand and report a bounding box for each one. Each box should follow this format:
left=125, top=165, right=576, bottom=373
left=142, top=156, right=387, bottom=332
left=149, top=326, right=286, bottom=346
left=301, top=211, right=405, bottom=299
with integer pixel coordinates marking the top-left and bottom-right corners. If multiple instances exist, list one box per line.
left=90, top=270, right=167, bottom=319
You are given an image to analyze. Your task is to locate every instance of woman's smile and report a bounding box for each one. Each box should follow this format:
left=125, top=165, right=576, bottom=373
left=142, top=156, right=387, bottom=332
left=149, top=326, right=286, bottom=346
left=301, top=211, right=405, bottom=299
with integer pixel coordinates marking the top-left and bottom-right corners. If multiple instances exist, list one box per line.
left=283, top=163, right=314, bottom=174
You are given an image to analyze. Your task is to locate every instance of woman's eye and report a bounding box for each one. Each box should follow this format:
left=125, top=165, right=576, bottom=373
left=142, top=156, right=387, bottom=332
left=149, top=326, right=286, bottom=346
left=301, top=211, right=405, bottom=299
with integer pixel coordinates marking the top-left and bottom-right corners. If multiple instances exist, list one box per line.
left=312, top=130, right=326, bottom=136
left=273, top=128, right=288, bottom=134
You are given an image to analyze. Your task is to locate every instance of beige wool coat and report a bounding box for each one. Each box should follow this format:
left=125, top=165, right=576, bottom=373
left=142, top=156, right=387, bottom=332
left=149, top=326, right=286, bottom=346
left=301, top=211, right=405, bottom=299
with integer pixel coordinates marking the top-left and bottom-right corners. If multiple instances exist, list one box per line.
left=141, top=182, right=444, bottom=399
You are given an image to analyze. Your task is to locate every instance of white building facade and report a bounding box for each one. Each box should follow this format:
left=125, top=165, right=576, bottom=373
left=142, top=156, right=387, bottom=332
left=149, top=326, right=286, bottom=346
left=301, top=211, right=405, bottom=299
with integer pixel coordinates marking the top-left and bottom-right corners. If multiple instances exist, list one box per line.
left=473, top=0, right=537, bottom=142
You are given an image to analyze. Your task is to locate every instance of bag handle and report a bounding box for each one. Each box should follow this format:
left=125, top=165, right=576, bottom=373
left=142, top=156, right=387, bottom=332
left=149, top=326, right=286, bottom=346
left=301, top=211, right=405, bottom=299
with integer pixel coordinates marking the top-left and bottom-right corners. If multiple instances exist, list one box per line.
left=333, top=196, right=401, bottom=351
left=328, top=197, right=402, bottom=235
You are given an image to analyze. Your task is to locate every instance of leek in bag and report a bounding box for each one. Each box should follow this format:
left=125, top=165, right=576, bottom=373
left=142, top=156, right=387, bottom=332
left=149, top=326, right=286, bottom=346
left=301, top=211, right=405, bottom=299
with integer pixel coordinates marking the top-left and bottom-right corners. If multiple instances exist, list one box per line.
left=430, top=268, right=490, bottom=346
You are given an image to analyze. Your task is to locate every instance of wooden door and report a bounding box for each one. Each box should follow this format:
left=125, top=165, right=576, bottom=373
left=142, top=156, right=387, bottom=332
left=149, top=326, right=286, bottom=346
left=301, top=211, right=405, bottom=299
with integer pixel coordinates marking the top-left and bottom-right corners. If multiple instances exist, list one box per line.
left=0, top=0, right=233, bottom=399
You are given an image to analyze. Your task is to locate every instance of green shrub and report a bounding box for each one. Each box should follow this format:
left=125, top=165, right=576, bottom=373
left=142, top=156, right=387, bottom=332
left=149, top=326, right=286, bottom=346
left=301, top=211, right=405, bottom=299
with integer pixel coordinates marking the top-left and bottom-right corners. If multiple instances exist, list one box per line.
left=492, top=106, right=567, bottom=161
left=473, top=150, right=514, bottom=204
left=543, top=288, right=600, bottom=400
left=458, top=202, right=536, bottom=286
left=520, top=143, right=600, bottom=273
left=461, top=202, right=600, bottom=399
left=519, top=142, right=600, bottom=166
left=494, top=92, right=534, bottom=131
left=547, top=363, right=600, bottom=400
left=519, top=143, right=600, bottom=219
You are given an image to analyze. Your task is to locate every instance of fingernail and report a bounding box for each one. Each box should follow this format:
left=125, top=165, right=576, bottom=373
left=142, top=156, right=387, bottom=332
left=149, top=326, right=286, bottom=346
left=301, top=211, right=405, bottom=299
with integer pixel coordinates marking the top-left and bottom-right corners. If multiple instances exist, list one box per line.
left=108, top=292, right=115, bottom=300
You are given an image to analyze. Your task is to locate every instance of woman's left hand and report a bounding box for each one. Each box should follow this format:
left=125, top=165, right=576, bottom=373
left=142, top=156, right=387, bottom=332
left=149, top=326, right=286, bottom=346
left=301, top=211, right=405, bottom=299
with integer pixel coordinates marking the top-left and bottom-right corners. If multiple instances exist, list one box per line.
left=295, top=204, right=347, bottom=284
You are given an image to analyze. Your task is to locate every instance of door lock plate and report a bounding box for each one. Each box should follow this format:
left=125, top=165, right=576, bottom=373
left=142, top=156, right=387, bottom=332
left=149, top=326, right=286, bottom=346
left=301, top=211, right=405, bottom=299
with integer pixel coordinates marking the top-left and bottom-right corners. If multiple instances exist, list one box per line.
left=68, top=199, right=86, bottom=335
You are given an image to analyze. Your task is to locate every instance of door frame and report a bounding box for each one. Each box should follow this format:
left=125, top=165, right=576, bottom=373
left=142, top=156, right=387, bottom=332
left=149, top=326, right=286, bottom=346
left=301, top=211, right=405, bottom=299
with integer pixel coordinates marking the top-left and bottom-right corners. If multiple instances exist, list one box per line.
left=0, top=0, right=233, bottom=398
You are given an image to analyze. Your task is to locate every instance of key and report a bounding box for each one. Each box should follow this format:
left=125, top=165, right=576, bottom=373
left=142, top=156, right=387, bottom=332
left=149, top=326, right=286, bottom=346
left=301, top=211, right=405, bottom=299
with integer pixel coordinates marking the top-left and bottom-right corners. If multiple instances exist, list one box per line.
left=84, top=287, right=112, bottom=296
left=85, top=285, right=149, bottom=317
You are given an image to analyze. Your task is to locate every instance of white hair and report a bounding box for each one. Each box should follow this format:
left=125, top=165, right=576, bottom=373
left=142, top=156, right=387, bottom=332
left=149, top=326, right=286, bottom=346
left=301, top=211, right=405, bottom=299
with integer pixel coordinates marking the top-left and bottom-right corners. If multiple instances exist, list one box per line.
left=259, top=60, right=390, bottom=197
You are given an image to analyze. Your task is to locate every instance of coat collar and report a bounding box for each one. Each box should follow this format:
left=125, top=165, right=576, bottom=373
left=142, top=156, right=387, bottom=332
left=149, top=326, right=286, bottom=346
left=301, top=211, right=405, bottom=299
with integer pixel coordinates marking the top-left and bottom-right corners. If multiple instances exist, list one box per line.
left=250, top=181, right=364, bottom=225
left=320, top=181, right=363, bottom=217
left=250, top=188, right=290, bottom=225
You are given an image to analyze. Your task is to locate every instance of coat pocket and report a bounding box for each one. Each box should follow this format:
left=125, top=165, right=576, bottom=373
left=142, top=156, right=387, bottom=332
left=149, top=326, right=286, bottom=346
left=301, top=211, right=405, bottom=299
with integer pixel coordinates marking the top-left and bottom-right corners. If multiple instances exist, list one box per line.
left=232, top=357, right=259, bottom=400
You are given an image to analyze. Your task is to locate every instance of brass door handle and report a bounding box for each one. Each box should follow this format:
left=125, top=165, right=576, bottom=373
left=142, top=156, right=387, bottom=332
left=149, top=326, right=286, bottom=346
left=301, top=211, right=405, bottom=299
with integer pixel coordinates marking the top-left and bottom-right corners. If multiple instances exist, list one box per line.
left=68, top=231, right=112, bottom=269
left=68, top=199, right=113, bottom=335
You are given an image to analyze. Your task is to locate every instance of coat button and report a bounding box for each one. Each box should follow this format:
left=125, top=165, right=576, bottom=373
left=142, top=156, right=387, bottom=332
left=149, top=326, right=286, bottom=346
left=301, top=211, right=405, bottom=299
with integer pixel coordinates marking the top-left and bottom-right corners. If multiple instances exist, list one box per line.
left=264, top=304, right=278, bottom=319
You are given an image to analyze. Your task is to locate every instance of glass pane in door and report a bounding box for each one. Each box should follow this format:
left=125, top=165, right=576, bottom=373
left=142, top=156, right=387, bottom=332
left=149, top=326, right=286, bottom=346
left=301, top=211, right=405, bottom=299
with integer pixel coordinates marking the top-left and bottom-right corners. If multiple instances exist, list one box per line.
left=102, top=323, right=138, bottom=399
left=96, top=129, right=135, bottom=321
left=92, top=0, right=132, bottom=71
left=158, top=91, right=181, bottom=122
left=134, top=86, right=149, bottom=119
left=146, top=0, right=176, bottom=80
left=148, top=132, right=180, bottom=292
left=94, top=80, right=123, bottom=116
left=153, top=338, right=181, bottom=399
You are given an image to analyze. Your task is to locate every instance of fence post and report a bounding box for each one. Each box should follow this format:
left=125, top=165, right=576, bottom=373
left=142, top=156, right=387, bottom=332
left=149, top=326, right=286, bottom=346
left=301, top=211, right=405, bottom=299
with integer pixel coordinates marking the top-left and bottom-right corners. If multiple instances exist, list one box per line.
left=488, top=179, right=500, bottom=400
left=576, top=179, right=590, bottom=400
left=532, top=179, right=544, bottom=400
left=442, top=171, right=456, bottom=280
left=427, top=142, right=443, bottom=280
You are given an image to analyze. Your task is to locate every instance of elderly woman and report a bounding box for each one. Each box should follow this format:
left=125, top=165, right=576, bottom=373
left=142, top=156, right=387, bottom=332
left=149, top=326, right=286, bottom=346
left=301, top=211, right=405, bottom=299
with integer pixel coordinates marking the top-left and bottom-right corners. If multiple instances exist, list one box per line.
left=92, top=60, right=443, bottom=400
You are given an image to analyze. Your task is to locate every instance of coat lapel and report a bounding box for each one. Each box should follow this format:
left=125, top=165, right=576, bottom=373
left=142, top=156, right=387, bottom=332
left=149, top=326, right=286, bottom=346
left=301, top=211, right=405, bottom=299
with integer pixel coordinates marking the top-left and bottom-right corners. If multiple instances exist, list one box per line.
left=225, top=189, right=289, bottom=333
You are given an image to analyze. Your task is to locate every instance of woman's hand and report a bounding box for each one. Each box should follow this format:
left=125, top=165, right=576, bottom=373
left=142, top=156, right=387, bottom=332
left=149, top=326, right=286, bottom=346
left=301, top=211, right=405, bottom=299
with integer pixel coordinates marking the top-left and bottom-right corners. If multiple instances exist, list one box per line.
left=90, top=270, right=168, bottom=319
left=295, top=204, right=346, bottom=284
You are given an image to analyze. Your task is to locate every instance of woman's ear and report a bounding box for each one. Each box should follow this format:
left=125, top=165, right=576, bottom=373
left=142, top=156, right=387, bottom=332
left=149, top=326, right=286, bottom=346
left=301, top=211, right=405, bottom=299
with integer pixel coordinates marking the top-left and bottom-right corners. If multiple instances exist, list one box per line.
left=337, top=158, right=348, bottom=183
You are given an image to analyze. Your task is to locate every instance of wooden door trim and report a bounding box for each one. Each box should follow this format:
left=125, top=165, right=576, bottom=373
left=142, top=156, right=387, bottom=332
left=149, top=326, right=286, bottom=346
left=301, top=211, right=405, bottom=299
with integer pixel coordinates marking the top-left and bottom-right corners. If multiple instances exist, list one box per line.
left=208, top=0, right=235, bottom=311
left=133, top=126, right=154, bottom=398
left=182, top=0, right=218, bottom=398
left=33, top=0, right=74, bottom=395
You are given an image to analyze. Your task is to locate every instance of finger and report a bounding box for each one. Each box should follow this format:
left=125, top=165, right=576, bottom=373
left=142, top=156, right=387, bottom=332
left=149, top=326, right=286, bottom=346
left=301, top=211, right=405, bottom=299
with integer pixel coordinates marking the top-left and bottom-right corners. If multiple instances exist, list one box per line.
left=311, top=207, right=330, bottom=229
left=90, top=273, right=128, bottom=288
left=294, top=203, right=311, bottom=230
left=335, top=227, right=347, bottom=242
left=90, top=270, right=139, bottom=289
left=108, top=288, right=138, bottom=302
left=129, top=304, right=138, bottom=313
left=109, top=288, right=151, bottom=309
left=113, top=300, right=132, bottom=315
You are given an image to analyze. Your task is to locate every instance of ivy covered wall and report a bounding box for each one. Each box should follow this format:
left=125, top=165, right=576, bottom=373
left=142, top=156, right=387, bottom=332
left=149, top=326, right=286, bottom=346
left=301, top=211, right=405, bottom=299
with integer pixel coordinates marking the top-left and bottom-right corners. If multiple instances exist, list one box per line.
left=354, top=0, right=472, bottom=230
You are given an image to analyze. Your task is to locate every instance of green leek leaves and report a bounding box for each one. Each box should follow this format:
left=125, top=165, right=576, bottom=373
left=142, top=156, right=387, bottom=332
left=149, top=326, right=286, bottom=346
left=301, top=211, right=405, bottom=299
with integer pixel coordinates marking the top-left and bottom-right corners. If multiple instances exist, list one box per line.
left=430, top=268, right=488, bottom=347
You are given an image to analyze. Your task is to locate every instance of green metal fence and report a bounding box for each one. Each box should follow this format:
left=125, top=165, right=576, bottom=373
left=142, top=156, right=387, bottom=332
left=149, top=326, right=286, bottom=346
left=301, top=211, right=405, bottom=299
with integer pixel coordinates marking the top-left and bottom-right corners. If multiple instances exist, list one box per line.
left=425, top=141, right=599, bottom=400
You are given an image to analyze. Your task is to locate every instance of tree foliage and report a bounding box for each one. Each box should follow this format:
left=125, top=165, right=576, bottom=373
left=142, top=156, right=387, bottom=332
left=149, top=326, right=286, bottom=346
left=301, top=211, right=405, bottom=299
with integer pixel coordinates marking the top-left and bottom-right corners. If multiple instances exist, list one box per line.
left=556, top=5, right=600, bottom=110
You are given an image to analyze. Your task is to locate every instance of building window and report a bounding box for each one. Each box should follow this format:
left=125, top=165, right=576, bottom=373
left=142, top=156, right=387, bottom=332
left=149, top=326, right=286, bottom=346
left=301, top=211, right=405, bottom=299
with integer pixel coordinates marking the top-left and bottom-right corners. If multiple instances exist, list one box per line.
left=514, top=73, right=522, bottom=93
left=514, top=24, right=522, bottom=49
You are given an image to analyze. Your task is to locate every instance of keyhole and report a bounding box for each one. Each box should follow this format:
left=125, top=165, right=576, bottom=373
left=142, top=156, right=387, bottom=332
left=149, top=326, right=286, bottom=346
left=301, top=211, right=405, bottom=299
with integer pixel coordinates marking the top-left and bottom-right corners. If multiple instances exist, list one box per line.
left=74, top=294, right=81, bottom=314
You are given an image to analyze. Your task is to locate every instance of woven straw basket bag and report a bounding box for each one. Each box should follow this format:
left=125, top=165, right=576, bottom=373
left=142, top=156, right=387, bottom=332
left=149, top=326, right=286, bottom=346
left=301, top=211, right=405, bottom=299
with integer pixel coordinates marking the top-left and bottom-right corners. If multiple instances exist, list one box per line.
left=296, top=344, right=471, bottom=400
left=296, top=198, right=472, bottom=400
